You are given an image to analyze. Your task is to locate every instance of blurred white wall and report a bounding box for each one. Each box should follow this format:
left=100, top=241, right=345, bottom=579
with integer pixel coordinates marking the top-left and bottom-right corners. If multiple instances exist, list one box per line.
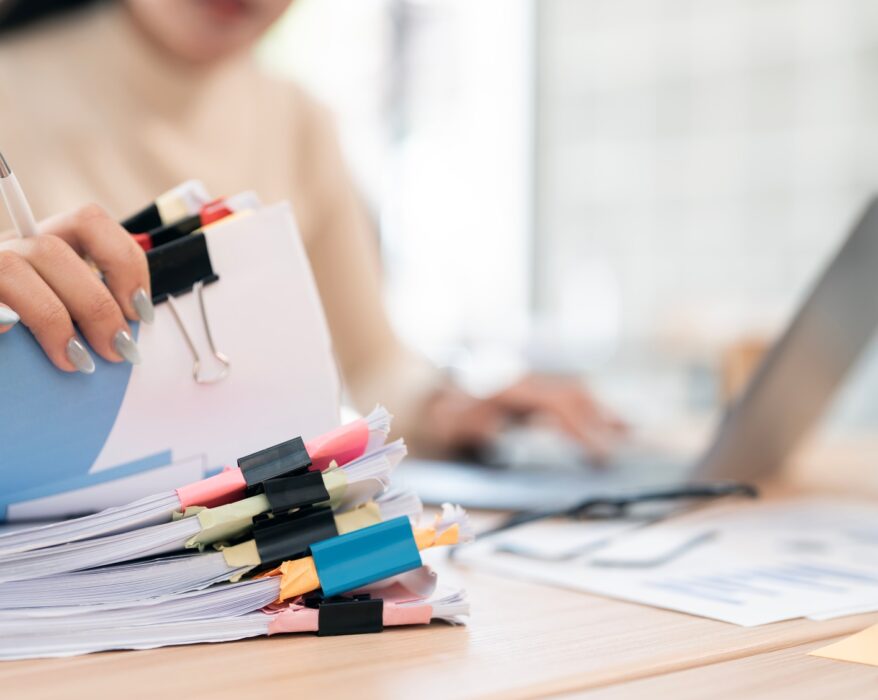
left=536, top=0, right=878, bottom=425
left=536, top=0, right=878, bottom=352
left=259, top=0, right=534, bottom=371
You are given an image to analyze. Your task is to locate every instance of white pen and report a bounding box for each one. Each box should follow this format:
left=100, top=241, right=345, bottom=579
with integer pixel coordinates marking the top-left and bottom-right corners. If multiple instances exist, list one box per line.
left=0, top=150, right=39, bottom=238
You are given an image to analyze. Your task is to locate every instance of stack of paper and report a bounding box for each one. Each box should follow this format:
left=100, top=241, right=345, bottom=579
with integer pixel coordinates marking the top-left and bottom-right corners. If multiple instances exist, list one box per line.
left=456, top=498, right=878, bottom=626
left=0, top=184, right=471, bottom=658
left=0, top=409, right=472, bottom=658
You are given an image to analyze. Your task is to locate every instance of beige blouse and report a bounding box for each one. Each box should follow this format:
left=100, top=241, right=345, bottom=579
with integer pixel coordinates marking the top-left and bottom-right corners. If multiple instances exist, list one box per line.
left=0, top=3, right=441, bottom=450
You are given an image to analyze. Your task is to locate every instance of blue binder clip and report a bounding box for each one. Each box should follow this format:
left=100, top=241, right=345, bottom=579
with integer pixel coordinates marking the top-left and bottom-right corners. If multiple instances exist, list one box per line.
left=311, top=517, right=422, bottom=597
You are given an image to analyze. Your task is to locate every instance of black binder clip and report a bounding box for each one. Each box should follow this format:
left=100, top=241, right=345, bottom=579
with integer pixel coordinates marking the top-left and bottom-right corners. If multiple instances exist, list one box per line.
left=238, top=436, right=312, bottom=492
left=147, top=233, right=230, bottom=385
left=252, top=507, right=339, bottom=564
left=147, top=232, right=218, bottom=303
left=262, top=471, right=331, bottom=514
left=305, top=594, right=385, bottom=637
left=147, top=214, right=203, bottom=249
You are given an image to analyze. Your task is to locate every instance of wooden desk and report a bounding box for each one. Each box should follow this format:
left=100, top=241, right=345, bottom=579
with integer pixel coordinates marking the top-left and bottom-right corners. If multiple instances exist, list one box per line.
left=4, top=568, right=877, bottom=700
left=566, top=640, right=878, bottom=699
left=3, top=441, right=877, bottom=699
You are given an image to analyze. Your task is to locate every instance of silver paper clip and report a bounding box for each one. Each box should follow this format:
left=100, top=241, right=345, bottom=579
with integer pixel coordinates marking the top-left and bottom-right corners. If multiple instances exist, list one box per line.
left=165, top=281, right=230, bottom=384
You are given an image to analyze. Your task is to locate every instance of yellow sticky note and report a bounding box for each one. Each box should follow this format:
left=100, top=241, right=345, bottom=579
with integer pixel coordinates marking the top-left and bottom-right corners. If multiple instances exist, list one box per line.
left=809, top=624, right=878, bottom=667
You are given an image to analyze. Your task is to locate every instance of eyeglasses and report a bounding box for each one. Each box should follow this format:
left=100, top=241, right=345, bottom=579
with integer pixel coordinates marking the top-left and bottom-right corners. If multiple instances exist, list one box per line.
left=469, top=481, right=758, bottom=543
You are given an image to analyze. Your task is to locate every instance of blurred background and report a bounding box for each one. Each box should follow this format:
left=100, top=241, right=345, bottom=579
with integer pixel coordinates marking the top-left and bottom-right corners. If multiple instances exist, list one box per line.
left=259, top=0, right=878, bottom=436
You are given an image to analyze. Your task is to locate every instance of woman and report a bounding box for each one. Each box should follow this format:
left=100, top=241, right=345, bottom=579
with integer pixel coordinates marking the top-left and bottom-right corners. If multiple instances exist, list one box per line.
left=0, top=0, right=623, bottom=456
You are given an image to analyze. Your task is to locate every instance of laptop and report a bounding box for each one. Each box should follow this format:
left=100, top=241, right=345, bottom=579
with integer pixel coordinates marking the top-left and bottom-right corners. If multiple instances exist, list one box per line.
left=400, top=198, right=878, bottom=510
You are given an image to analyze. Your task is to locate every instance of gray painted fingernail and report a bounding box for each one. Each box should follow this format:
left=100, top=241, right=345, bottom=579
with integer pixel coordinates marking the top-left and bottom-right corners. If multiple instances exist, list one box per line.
left=132, top=288, right=155, bottom=324
left=66, top=337, right=96, bottom=374
left=0, top=307, right=19, bottom=326
left=113, top=329, right=141, bottom=365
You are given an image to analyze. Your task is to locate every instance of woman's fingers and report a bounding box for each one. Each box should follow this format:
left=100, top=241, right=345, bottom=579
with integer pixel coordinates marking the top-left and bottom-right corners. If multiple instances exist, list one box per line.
left=421, top=388, right=504, bottom=454
left=15, top=235, right=139, bottom=365
left=549, top=392, right=617, bottom=459
left=39, top=204, right=154, bottom=324
left=0, top=248, right=92, bottom=372
left=520, top=389, right=612, bottom=457
left=579, top=388, right=629, bottom=435
left=491, top=376, right=625, bottom=459
left=0, top=205, right=148, bottom=374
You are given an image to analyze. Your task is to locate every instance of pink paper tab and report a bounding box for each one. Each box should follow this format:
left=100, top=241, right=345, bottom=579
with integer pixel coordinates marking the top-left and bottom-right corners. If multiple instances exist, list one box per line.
left=177, top=417, right=372, bottom=509
left=383, top=603, right=433, bottom=627
left=267, top=606, right=316, bottom=635
left=305, top=419, right=369, bottom=472
left=266, top=599, right=432, bottom=635
left=176, top=467, right=248, bottom=509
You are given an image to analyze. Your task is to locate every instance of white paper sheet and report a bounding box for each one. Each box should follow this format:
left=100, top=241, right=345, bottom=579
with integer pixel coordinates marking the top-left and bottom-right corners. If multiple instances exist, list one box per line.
left=457, top=499, right=878, bottom=626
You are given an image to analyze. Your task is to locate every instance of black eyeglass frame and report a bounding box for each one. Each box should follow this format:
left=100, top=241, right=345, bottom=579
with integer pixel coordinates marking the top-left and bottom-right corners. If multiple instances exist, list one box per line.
left=464, top=481, right=759, bottom=545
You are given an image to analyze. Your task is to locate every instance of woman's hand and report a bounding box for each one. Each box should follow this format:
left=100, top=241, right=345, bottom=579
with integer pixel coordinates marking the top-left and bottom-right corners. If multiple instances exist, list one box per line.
left=0, top=203, right=154, bottom=373
left=424, top=375, right=628, bottom=461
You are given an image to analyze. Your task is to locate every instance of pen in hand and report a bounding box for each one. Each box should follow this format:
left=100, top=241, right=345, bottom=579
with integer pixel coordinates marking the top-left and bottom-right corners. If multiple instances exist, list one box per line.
left=0, top=150, right=31, bottom=328
left=0, top=151, right=39, bottom=238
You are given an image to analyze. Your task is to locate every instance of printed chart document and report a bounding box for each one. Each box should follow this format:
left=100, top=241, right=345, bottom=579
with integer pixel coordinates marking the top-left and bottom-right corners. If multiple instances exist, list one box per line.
left=0, top=201, right=340, bottom=520
left=456, top=499, right=878, bottom=626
